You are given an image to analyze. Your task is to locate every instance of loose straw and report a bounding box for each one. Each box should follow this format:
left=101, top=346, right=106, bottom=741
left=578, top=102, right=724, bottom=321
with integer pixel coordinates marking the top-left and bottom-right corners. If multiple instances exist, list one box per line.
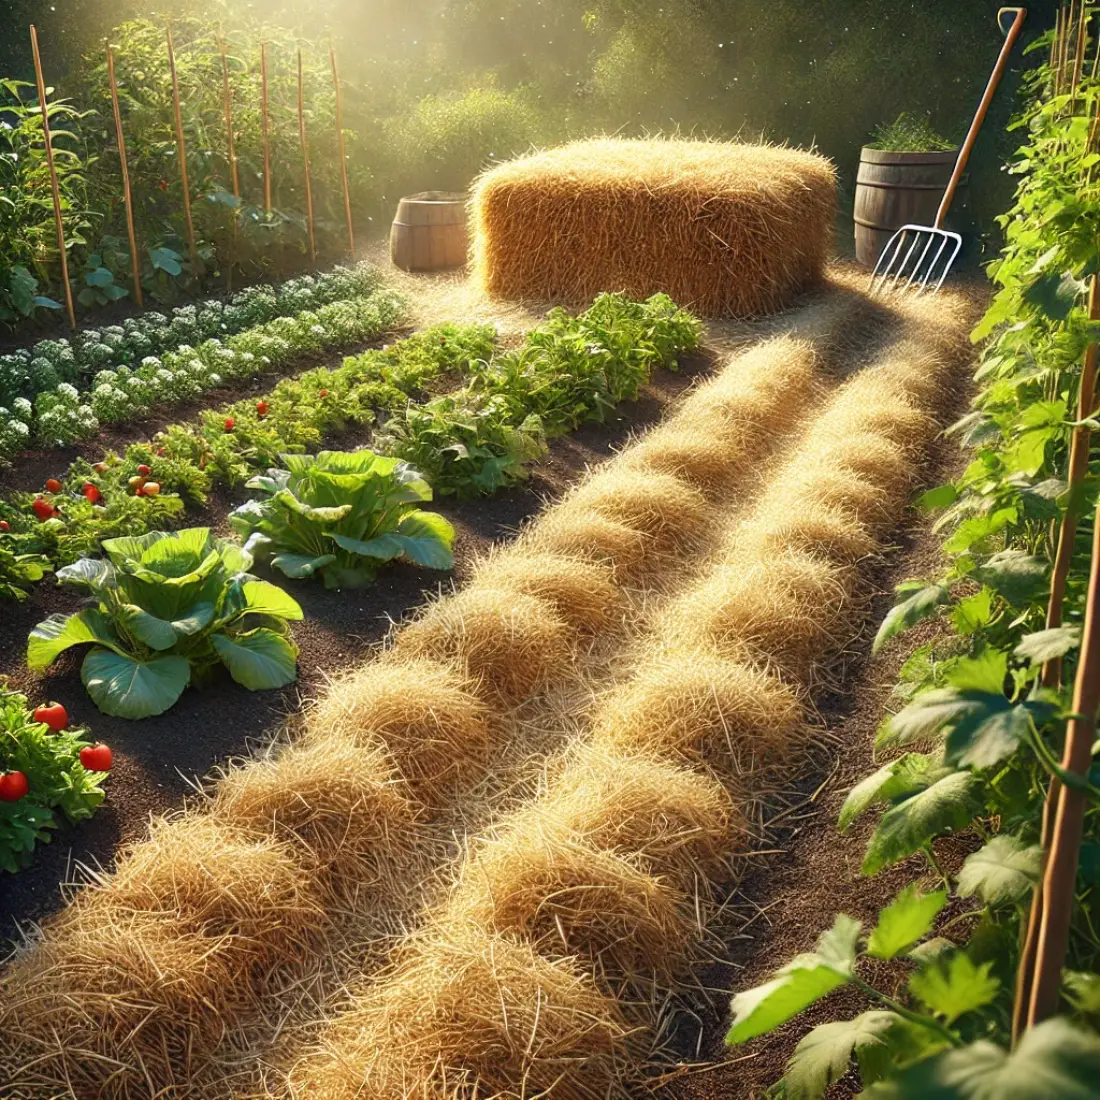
left=330, top=42, right=355, bottom=255
left=166, top=24, right=198, bottom=272
left=106, top=43, right=143, bottom=307
left=297, top=49, right=317, bottom=263
left=261, top=40, right=272, bottom=214
left=29, top=25, right=76, bottom=329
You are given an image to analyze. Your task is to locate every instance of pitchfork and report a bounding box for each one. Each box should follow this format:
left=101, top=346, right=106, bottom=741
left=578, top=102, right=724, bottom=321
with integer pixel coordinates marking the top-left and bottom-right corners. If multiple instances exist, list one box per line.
left=871, top=7, right=1028, bottom=294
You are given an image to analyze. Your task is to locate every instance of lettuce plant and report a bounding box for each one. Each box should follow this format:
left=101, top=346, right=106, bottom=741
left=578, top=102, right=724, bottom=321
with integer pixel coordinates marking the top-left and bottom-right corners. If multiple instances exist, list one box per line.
left=230, top=450, right=455, bottom=590
left=0, top=685, right=106, bottom=873
left=28, top=528, right=303, bottom=719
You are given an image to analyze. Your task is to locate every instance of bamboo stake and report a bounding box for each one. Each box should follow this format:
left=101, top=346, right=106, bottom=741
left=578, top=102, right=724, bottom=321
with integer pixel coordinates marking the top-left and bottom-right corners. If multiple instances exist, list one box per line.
left=29, top=25, right=75, bottom=330
left=1027, top=431, right=1100, bottom=1026
left=297, top=49, right=317, bottom=263
left=219, top=37, right=240, bottom=200
left=261, top=40, right=272, bottom=214
left=330, top=42, right=355, bottom=256
left=106, top=43, right=143, bottom=308
left=1071, top=0, right=1088, bottom=102
left=1013, top=270, right=1100, bottom=1044
left=219, top=35, right=239, bottom=291
left=166, top=24, right=198, bottom=273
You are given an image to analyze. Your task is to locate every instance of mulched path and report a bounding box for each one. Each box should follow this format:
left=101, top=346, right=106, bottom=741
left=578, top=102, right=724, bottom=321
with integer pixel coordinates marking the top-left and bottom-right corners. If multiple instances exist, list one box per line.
left=0, top=351, right=713, bottom=944
left=653, top=382, right=976, bottom=1100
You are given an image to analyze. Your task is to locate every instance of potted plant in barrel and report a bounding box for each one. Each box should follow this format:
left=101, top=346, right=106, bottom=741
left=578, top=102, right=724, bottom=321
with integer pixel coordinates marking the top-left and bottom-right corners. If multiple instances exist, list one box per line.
left=853, top=112, right=959, bottom=268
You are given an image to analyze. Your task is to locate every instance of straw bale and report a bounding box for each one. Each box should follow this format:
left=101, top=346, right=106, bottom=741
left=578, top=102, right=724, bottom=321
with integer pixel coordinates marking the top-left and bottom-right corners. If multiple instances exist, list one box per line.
left=470, top=138, right=837, bottom=317
left=106, top=816, right=324, bottom=968
left=594, top=649, right=801, bottom=781
left=293, top=927, right=634, bottom=1100
left=210, top=732, right=421, bottom=895
left=742, top=498, right=878, bottom=564
left=471, top=550, right=624, bottom=632
left=550, top=745, right=744, bottom=890
left=559, top=470, right=710, bottom=551
left=524, top=510, right=650, bottom=576
left=398, top=588, right=574, bottom=704
left=306, top=658, right=493, bottom=794
left=445, top=821, right=695, bottom=983
left=0, top=913, right=237, bottom=1096
left=674, top=550, right=853, bottom=684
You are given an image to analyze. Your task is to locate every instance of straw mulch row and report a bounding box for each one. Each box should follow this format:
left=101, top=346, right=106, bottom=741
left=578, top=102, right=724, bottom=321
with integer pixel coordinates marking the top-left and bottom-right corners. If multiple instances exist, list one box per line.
left=470, top=138, right=837, bottom=318
left=0, top=288, right=878, bottom=1100
left=284, top=291, right=976, bottom=1099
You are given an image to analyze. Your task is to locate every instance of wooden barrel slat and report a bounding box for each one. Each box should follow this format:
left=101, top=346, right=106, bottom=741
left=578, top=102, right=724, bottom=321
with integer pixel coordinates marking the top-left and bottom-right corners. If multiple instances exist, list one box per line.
left=390, top=191, right=468, bottom=273
left=853, top=147, right=964, bottom=268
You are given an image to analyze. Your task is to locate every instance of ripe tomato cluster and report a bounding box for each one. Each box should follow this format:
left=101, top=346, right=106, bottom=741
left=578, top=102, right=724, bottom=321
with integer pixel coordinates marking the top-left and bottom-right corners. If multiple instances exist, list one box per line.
left=0, top=701, right=112, bottom=804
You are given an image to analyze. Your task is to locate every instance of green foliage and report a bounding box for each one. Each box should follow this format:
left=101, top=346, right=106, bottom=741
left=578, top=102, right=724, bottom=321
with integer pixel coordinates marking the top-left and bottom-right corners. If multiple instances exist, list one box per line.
left=0, top=683, right=106, bottom=873
left=0, top=538, right=51, bottom=601
left=28, top=528, right=303, bottom=718
left=230, top=449, right=455, bottom=589
left=868, top=112, right=956, bottom=152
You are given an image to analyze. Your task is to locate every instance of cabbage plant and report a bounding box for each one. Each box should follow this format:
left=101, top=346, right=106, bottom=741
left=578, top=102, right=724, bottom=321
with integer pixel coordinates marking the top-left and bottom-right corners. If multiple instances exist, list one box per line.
left=27, top=528, right=303, bottom=719
left=229, top=450, right=455, bottom=590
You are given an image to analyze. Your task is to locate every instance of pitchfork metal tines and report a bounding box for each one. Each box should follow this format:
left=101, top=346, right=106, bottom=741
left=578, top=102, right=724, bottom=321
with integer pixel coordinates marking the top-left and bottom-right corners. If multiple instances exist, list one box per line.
left=871, top=7, right=1027, bottom=295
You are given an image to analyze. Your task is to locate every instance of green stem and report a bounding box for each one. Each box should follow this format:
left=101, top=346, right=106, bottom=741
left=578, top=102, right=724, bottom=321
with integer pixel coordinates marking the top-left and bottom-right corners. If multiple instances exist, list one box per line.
left=923, top=843, right=952, bottom=890
left=852, top=976, right=963, bottom=1047
left=1028, top=722, right=1100, bottom=801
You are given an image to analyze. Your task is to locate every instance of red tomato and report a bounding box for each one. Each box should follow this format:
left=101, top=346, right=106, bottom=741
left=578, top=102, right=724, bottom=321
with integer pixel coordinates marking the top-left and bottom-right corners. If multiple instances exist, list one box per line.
left=156, top=447, right=166, bottom=456
left=31, top=497, right=56, bottom=521
left=93, top=461, right=108, bottom=474
left=79, top=743, right=113, bottom=772
left=224, top=417, right=236, bottom=432
left=82, top=482, right=101, bottom=504
left=33, top=702, right=68, bottom=731
left=319, top=389, right=328, bottom=398
left=0, top=771, right=29, bottom=802
left=142, top=481, right=161, bottom=497
left=137, top=464, right=152, bottom=476
left=255, top=401, right=269, bottom=418
left=45, top=478, right=62, bottom=493
left=0, top=520, right=9, bottom=532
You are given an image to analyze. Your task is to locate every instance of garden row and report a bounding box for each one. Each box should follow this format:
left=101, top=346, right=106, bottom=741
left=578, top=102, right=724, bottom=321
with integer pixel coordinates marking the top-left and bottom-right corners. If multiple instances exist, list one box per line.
left=0, top=291, right=701, bottom=880
left=724, top=23, right=1100, bottom=1096
left=0, top=292, right=699, bottom=599
left=0, top=263, right=394, bottom=460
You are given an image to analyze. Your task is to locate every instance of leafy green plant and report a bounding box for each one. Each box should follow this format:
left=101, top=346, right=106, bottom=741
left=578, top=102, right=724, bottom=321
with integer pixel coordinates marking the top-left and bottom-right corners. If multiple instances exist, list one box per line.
left=868, top=111, right=956, bottom=152
left=0, top=537, right=51, bottom=601
left=27, top=528, right=303, bottom=719
left=230, top=449, right=455, bottom=589
left=0, top=684, right=106, bottom=873
left=725, top=891, right=1100, bottom=1098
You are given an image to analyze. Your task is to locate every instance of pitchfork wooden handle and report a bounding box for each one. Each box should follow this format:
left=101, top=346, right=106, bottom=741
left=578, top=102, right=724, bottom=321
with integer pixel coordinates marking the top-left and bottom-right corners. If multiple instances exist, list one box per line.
left=934, top=6, right=1027, bottom=228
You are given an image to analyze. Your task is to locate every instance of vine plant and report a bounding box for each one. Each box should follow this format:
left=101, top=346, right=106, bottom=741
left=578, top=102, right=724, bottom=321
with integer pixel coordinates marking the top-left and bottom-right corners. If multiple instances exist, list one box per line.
left=725, top=13, right=1100, bottom=1096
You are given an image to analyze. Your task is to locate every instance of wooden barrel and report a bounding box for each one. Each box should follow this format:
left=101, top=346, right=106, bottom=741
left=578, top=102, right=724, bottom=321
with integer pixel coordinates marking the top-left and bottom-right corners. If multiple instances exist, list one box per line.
left=853, top=148, right=960, bottom=268
left=390, top=191, right=468, bottom=273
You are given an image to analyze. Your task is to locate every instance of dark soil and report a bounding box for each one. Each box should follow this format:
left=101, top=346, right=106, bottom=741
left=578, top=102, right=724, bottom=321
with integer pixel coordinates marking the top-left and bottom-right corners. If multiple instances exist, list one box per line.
left=653, top=385, right=975, bottom=1100
left=0, top=352, right=712, bottom=945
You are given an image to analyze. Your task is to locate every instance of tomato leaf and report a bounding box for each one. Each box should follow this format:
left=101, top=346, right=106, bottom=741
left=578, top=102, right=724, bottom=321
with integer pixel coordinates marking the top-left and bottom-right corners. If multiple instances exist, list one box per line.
left=782, top=1011, right=901, bottom=1100
left=957, top=834, right=1041, bottom=906
left=908, top=953, right=1000, bottom=1024
left=866, top=884, right=949, bottom=960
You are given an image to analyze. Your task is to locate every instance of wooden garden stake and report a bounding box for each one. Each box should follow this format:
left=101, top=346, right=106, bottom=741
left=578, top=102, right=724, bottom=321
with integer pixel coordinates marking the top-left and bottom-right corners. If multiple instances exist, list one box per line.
left=219, top=35, right=239, bottom=290
left=261, top=40, right=272, bottom=214
left=106, top=43, right=143, bottom=308
left=297, top=49, right=317, bottom=263
left=1027, top=434, right=1100, bottom=1027
left=29, top=25, right=75, bottom=330
left=330, top=42, right=355, bottom=256
left=166, top=24, right=198, bottom=273
left=219, top=37, right=240, bottom=200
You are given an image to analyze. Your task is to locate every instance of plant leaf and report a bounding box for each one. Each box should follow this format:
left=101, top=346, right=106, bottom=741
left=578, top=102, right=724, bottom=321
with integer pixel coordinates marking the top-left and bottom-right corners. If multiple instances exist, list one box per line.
left=1014, top=625, right=1081, bottom=664
left=783, top=1011, right=900, bottom=1100
left=212, top=628, right=298, bottom=691
left=240, top=579, right=304, bottom=621
left=908, top=953, right=1000, bottom=1024
left=27, top=609, right=119, bottom=670
left=81, top=648, right=190, bottom=719
left=271, top=552, right=337, bottom=579
left=117, top=604, right=179, bottom=651
left=863, top=771, right=977, bottom=875
left=957, top=834, right=1041, bottom=906
left=391, top=510, right=456, bottom=569
left=866, top=884, right=949, bottom=960
left=874, top=584, right=951, bottom=653
left=863, top=1018, right=1100, bottom=1099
